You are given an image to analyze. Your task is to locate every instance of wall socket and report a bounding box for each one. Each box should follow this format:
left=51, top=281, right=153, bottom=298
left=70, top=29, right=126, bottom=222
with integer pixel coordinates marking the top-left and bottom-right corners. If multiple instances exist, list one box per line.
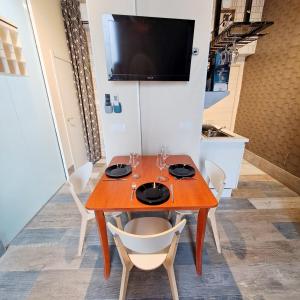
left=104, top=93, right=113, bottom=113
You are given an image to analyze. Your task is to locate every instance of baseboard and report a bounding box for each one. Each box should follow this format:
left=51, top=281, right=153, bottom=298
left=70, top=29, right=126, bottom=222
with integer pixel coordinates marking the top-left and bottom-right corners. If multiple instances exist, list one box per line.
left=244, top=149, right=300, bottom=195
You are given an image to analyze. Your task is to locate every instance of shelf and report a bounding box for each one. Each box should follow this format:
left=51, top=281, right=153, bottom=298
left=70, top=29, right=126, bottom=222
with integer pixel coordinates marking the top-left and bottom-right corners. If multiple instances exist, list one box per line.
left=0, top=17, right=27, bottom=76
left=0, top=27, right=12, bottom=44
left=209, top=21, right=273, bottom=59
left=0, top=57, right=9, bottom=73
left=14, top=47, right=24, bottom=61
left=204, top=91, right=229, bottom=109
left=18, top=61, right=26, bottom=75
left=0, top=41, right=5, bottom=59
left=7, top=59, right=19, bottom=74
left=9, top=29, right=18, bottom=44
left=4, top=46, right=16, bottom=60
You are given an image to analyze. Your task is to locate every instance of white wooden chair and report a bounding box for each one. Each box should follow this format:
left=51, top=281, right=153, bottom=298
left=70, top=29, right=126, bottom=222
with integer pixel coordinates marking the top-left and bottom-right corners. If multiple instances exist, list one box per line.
left=174, top=160, right=225, bottom=253
left=107, top=217, right=186, bottom=300
left=68, top=162, right=124, bottom=256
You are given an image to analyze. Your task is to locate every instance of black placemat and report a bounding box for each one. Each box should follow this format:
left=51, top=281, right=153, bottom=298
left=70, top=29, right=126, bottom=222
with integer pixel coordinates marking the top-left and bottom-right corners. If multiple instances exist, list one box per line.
left=136, top=182, right=170, bottom=205
left=168, top=164, right=195, bottom=178
left=105, top=164, right=132, bottom=178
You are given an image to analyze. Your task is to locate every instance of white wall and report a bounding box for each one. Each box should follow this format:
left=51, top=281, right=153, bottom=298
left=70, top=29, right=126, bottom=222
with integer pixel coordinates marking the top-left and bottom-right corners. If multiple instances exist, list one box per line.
left=0, top=0, right=65, bottom=246
left=137, top=0, right=213, bottom=163
left=86, top=0, right=213, bottom=164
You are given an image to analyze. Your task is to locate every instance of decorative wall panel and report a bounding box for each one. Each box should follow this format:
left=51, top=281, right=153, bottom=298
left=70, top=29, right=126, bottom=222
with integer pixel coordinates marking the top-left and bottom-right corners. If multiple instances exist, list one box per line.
left=234, top=0, right=300, bottom=177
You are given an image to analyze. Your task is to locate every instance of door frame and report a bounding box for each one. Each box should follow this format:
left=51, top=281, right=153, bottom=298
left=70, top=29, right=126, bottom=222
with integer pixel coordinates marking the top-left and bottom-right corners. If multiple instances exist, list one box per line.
left=49, top=51, right=76, bottom=172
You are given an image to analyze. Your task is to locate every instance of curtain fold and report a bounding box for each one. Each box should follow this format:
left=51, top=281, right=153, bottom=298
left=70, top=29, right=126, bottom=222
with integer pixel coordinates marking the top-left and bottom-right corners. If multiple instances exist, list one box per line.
left=61, top=0, right=101, bottom=163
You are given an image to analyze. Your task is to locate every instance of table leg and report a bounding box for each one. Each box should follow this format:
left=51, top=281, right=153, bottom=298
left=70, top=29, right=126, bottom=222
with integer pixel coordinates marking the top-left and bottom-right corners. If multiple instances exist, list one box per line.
left=95, top=210, right=110, bottom=279
left=195, top=208, right=209, bottom=275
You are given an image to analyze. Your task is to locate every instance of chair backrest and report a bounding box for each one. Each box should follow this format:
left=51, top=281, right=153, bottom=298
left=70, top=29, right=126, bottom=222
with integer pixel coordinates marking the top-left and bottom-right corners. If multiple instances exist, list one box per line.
left=107, top=219, right=186, bottom=254
left=68, top=162, right=93, bottom=194
left=68, top=162, right=93, bottom=214
left=205, top=160, right=226, bottom=202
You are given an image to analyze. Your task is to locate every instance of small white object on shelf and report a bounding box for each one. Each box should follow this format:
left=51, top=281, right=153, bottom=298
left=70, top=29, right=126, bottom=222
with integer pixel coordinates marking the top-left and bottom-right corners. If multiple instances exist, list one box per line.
left=0, top=17, right=27, bottom=76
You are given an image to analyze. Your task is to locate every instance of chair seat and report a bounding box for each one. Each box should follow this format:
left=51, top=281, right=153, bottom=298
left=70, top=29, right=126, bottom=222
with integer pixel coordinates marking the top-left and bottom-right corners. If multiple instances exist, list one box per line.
left=124, top=217, right=172, bottom=270
left=129, top=253, right=167, bottom=270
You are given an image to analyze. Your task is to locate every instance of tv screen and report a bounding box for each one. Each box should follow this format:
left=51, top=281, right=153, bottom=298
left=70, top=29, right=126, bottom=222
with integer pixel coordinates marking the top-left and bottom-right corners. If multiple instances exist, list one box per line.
left=102, top=14, right=195, bottom=81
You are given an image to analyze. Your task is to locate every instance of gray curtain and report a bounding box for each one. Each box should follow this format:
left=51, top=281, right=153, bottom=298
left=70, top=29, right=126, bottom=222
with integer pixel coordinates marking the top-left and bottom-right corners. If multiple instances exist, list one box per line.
left=61, top=0, right=101, bottom=163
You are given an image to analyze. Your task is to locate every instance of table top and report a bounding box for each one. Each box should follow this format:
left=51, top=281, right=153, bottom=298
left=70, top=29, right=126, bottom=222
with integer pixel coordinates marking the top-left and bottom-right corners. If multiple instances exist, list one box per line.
left=86, top=155, right=218, bottom=211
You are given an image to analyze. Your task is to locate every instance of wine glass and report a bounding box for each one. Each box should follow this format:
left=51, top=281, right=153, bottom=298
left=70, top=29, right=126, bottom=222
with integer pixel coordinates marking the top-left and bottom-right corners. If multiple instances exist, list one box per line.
left=230, top=41, right=239, bottom=64
left=161, top=145, right=169, bottom=167
left=130, top=152, right=140, bottom=179
left=156, top=153, right=168, bottom=182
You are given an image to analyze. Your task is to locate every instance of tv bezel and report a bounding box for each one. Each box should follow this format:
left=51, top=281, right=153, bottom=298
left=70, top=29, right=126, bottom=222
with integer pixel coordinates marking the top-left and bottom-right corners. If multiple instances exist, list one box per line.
left=102, top=14, right=195, bottom=81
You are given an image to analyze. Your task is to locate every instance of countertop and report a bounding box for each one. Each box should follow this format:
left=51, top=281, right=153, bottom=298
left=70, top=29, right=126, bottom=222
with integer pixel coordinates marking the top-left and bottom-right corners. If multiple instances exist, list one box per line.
left=201, top=125, right=249, bottom=143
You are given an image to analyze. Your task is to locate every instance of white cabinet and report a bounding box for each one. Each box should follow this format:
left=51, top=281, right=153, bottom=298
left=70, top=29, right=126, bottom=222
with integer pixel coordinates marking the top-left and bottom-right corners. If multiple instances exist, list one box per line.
left=200, top=128, right=248, bottom=197
left=0, top=17, right=27, bottom=76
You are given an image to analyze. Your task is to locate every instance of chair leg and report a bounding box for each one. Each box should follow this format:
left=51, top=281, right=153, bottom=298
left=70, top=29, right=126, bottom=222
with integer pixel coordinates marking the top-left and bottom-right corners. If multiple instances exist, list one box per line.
left=209, top=212, right=221, bottom=253
left=78, top=217, right=88, bottom=256
left=114, top=215, right=123, bottom=230
left=127, top=212, right=132, bottom=221
left=165, top=265, right=179, bottom=300
left=175, top=213, right=183, bottom=225
left=119, top=264, right=131, bottom=300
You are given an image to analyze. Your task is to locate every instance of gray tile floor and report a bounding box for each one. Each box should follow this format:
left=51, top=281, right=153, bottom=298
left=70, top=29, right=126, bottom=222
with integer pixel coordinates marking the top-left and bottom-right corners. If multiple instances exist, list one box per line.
left=0, top=161, right=300, bottom=300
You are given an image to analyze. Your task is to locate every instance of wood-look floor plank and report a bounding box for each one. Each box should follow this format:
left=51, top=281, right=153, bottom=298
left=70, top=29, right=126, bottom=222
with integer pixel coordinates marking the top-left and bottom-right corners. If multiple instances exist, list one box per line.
left=249, top=197, right=300, bottom=209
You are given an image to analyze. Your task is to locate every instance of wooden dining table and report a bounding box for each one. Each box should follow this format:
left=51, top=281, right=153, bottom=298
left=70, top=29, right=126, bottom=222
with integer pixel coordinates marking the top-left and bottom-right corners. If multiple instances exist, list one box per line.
left=86, top=155, right=218, bottom=279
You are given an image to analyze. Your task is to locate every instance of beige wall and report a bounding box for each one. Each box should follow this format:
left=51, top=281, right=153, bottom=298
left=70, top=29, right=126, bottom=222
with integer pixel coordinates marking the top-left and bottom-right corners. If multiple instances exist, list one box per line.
left=28, top=0, right=72, bottom=168
left=234, top=0, right=300, bottom=178
left=28, top=0, right=87, bottom=170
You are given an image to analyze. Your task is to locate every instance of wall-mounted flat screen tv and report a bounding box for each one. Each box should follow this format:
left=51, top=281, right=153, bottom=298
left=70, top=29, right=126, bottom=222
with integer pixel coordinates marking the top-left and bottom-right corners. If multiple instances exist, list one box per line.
left=102, top=14, right=195, bottom=81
